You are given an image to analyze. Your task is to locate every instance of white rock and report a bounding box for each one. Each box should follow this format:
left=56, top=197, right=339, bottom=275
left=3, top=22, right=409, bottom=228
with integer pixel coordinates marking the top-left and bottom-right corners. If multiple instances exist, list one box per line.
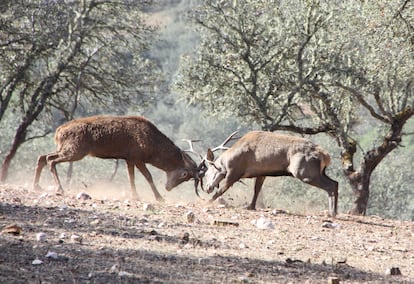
left=71, top=234, right=82, bottom=243
left=36, top=232, right=47, bottom=242
left=110, top=263, right=119, bottom=273
left=198, top=258, right=210, bottom=265
left=64, top=218, right=76, bottom=224
left=39, top=193, right=50, bottom=198
left=322, top=222, right=341, bottom=229
left=32, top=259, right=43, bottom=265
left=90, top=219, right=101, bottom=226
left=252, top=217, right=275, bottom=230
left=118, top=271, right=133, bottom=277
left=271, top=209, right=287, bottom=215
left=59, top=232, right=68, bottom=239
left=185, top=211, right=195, bottom=223
left=45, top=251, right=58, bottom=259
left=143, top=203, right=155, bottom=211
left=59, top=205, right=68, bottom=211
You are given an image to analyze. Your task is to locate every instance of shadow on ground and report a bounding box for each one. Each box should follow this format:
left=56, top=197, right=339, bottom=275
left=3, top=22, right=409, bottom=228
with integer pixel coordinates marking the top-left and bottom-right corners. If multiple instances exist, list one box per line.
left=1, top=200, right=401, bottom=284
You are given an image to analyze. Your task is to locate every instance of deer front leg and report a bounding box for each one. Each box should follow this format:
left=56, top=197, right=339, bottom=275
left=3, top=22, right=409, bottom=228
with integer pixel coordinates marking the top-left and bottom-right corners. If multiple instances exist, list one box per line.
left=247, top=176, right=266, bottom=210
left=46, top=153, right=68, bottom=194
left=209, top=176, right=237, bottom=203
left=134, top=162, right=164, bottom=202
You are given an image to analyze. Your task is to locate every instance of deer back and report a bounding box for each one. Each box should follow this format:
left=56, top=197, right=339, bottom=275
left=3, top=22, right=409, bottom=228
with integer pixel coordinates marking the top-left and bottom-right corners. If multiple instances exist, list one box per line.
left=217, top=131, right=329, bottom=177
left=54, top=116, right=193, bottom=171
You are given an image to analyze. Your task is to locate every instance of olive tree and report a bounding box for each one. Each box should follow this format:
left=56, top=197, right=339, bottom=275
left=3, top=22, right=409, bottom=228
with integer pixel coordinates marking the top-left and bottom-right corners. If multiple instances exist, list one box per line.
left=0, top=0, right=163, bottom=182
left=176, top=0, right=413, bottom=215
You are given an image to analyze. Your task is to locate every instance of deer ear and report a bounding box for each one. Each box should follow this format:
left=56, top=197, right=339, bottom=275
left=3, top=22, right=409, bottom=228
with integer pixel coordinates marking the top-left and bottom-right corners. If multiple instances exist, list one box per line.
left=206, top=148, right=214, bottom=161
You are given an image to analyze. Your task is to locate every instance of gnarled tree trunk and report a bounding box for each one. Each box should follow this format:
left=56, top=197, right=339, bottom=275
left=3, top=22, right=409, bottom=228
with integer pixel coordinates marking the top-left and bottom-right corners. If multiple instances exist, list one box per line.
left=0, top=126, right=27, bottom=182
left=342, top=109, right=413, bottom=215
left=346, top=166, right=372, bottom=215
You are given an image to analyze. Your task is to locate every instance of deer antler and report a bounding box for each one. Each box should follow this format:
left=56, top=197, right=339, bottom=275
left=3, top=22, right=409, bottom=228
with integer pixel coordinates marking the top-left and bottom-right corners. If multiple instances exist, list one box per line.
left=195, top=131, right=241, bottom=194
left=182, top=139, right=203, bottom=160
left=211, top=131, right=240, bottom=152
left=182, top=138, right=205, bottom=197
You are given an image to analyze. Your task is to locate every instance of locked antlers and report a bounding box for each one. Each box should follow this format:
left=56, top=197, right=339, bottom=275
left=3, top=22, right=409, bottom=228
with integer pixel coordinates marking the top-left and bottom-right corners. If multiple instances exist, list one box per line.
left=182, top=131, right=240, bottom=198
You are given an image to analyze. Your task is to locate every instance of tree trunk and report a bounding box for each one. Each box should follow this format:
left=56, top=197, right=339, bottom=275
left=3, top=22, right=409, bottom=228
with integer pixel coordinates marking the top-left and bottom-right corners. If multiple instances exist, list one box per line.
left=346, top=168, right=372, bottom=215
left=343, top=143, right=398, bottom=216
left=341, top=108, right=413, bottom=215
left=0, top=81, right=57, bottom=183
left=0, top=124, right=27, bottom=182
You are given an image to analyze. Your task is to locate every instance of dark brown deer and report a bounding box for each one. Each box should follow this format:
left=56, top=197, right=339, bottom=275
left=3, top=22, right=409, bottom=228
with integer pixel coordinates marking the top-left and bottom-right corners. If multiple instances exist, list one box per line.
left=32, top=115, right=200, bottom=201
left=202, top=131, right=338, bottom=216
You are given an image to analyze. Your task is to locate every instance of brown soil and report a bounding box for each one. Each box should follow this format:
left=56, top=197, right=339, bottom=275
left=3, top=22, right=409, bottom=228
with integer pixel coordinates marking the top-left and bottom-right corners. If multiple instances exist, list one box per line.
left=0, top=184, right=413, bottom=283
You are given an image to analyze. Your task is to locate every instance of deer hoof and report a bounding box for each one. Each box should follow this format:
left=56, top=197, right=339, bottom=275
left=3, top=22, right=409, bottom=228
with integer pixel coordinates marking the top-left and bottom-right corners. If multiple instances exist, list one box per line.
left=33, top=184, right=43, bottom=191
left=156, top=196, right=165, bottom=203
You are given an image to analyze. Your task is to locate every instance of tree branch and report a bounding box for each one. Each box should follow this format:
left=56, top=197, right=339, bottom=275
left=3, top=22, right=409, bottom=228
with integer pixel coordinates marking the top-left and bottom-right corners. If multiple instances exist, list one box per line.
left=335, top=82, right=391, bottom=123
left=269, top=123, right=334, bottom=135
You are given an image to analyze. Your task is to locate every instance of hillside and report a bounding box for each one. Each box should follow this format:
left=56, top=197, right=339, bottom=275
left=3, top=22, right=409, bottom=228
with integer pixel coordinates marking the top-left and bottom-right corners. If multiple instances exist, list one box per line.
left=0, top=184, right=413, bottom=283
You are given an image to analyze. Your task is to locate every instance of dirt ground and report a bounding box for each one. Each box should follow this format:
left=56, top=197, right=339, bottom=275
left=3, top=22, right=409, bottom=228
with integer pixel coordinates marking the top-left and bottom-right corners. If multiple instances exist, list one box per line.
left=0, top=183, right=413, bottom=284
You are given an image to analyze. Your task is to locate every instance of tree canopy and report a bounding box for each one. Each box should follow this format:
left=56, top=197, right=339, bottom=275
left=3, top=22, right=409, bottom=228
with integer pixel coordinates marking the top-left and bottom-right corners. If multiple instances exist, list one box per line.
left=0, top=0, right=163, bottom=181
left=176, top=0, right=414, bottom=215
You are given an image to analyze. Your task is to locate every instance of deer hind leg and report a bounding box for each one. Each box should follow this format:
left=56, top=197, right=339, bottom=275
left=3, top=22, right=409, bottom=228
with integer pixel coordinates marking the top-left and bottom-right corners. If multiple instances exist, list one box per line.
left=320, top=169, right=339, bottom=217
left=289, top=157, right=338, bottom=217
left=247, top=176, right=266, bottom=210
left=134, top=161, right=164, bottom=202
left=66, top=162, right=74, bottom=187
left=303, top=173, right=338, bottom=217
left=33, top=154, right=49, bottom=191
left=126, top=160, right=138, bottom=200
left=109, top=159, right=119, bottom=182
left=46, top=152, right=80, bottom=194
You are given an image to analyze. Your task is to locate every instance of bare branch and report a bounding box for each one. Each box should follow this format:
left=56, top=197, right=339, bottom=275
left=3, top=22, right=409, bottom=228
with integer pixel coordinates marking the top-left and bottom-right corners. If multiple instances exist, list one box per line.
left=335, top=82, right=391, bottom=123
left=25, top=131, right=51, bottom=142
left=269, top=123, right=335, bottom=135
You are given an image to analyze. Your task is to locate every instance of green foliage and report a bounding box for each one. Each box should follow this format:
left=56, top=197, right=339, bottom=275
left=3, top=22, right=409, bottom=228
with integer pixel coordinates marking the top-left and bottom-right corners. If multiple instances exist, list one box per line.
left=175, top=0, right=414, bottom=218
left=177, top=0, right=413, bottom=134
left=1, top=0, right=413, bottom=219
left=176, top=0, right=298, bottom=128
left=0, top=0, right=162, bottom=130
left=147, top=99, right=244, bottom=152
left=0, top=0, right=164, bottom=181
left=369, top=149, right=414, bottom=220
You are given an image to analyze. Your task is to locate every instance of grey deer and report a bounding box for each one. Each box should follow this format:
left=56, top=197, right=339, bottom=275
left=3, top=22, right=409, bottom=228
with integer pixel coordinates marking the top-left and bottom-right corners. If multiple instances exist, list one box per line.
left=203, top=131, right=338, bottom=216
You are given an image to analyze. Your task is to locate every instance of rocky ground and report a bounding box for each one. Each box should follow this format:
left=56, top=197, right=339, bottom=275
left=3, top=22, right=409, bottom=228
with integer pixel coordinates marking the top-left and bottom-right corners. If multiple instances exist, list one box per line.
left=0, top=184, right=413, bottom=283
